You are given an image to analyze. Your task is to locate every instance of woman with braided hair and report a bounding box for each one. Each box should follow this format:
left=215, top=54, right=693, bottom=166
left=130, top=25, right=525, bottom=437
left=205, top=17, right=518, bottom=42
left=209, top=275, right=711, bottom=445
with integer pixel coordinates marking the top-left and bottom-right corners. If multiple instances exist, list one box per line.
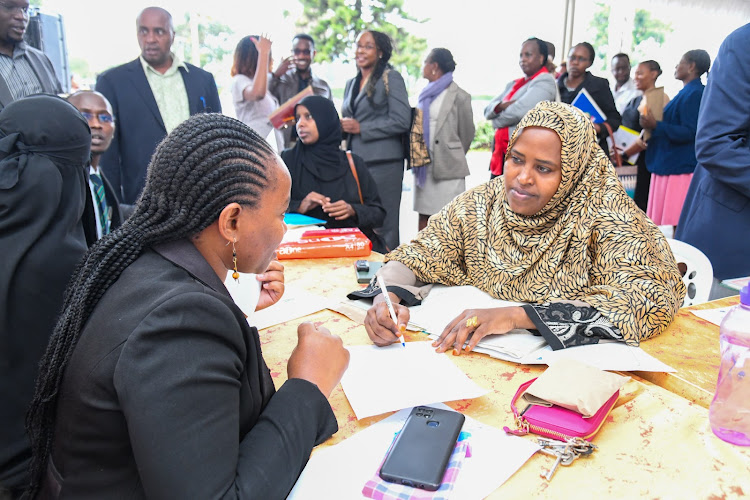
left=341, top=29, right=411, bottom=252
left=26, top=113, right=349, bottom=498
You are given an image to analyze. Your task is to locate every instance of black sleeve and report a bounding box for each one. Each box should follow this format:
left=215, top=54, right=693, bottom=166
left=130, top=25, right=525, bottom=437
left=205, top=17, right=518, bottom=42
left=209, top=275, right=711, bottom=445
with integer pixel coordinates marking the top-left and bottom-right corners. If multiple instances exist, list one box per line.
left=95, top=73, right=123, bottom=202
left=114, top=292, right=337, bottom=499
left=350, top=153, right=386, bottom=229
left=522, top=302, right=624, bottom=350
left=588, top=75, right=621, bottom=138
left=281, top=149, right=303, bottom=213
left=205, top=72, right=222, bottom=113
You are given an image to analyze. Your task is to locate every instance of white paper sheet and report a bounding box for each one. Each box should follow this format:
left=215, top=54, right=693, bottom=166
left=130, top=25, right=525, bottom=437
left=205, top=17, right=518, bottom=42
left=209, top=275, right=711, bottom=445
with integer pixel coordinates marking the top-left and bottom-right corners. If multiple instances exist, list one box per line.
left=224, top=274, right=331, bottom=330
left=288, top=404, right=540, bottom=500
left=530, top=342, right=676, bottom=372
left=341, top=342, right=488, bottom=419
left=691, top=307, right=731, bottom=327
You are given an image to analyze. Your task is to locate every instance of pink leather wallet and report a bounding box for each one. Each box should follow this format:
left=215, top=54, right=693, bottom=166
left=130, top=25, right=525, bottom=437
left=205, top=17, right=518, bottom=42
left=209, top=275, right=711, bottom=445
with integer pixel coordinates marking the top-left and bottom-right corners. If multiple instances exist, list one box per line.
left=504, top=377, right=619, bottom=441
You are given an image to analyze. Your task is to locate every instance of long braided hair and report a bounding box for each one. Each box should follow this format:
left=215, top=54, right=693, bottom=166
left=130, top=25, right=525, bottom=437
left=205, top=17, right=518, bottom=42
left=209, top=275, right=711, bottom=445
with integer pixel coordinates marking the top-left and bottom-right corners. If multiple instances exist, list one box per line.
left=25, top=112, right=275, bottom=496
left=360, top=30, right=393, bottom=103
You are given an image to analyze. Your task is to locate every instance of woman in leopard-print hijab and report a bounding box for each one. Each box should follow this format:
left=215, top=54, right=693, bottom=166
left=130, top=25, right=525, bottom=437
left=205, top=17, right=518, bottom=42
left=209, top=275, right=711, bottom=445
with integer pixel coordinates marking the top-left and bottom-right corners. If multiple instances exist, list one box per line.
left=364, top=101, right=685, bottom=353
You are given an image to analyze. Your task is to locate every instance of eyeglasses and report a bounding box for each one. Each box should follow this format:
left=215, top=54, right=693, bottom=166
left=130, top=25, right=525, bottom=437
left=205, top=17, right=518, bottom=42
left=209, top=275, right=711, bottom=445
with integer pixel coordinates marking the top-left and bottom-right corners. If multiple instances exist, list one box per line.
left=80, top=112, right=114, bottom=124
left=356, top=43, right=376, bottom=51
left=293, top=48, right=311, bottom=56
left=0, top=1, right=30, bottom=16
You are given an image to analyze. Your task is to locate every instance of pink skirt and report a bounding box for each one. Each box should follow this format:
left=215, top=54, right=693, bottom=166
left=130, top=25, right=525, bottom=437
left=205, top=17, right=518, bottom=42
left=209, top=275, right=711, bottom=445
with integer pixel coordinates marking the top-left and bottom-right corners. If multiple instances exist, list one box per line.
left=647, top=173, right=693, bottom=226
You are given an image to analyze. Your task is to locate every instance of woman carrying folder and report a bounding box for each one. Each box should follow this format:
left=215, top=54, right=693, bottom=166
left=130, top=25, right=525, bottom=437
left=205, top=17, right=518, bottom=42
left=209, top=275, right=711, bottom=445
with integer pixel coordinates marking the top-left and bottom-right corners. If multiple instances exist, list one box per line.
left=25, top=114, right=349, bottom=498
left=362, top=102, right=684, bottom=354
left=616, top=60, right=665, bottom=212
left=557, top=42, right=621, bottom=158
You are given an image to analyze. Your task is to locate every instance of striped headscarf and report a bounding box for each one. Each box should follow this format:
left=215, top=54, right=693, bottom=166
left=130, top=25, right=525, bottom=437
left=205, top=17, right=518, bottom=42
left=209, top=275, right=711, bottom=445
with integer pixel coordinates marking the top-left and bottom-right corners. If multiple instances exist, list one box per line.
left=387, top=101, right=685, bottom=344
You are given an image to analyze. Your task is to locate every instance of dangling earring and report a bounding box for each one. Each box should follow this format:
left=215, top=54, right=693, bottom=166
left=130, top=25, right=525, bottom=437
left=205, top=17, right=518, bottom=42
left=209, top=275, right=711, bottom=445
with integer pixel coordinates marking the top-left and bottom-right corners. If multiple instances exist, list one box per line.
left=232, top=238, right=240, bottom=282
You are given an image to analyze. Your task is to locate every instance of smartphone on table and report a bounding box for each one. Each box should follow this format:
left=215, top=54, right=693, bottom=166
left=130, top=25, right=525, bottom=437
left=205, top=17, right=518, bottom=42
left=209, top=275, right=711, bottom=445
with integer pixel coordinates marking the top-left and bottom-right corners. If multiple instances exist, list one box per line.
left=379, top=406, right=465, bottom=491
left=354, top=260, right=383, bottom=283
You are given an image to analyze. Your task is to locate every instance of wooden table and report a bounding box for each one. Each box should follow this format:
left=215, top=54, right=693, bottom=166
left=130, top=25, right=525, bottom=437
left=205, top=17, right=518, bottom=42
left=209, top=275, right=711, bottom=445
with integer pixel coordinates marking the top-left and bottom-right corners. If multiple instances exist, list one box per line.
left=263, top=256, right=750, bottom=498
left=637, top=297, right=738, bottom=408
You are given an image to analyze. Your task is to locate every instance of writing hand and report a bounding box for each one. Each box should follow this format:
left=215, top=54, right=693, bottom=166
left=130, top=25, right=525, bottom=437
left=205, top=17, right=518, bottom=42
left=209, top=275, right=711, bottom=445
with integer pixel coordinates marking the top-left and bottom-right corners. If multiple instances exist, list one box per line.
left=364, top=293, right=410, bottom=346
left=255, top=259, right=284, bottom=311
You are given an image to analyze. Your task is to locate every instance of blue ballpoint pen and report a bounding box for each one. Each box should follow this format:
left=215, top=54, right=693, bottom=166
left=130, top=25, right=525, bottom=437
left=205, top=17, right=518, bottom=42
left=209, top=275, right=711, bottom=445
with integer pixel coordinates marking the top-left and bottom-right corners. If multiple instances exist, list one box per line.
left=377, top=275, right=406, bottom=347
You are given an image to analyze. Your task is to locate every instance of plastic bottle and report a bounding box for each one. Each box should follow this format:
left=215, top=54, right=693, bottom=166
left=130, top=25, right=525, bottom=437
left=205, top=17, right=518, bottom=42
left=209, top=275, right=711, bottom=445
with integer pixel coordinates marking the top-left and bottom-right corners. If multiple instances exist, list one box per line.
left=709, top=285, right=750, bottom=445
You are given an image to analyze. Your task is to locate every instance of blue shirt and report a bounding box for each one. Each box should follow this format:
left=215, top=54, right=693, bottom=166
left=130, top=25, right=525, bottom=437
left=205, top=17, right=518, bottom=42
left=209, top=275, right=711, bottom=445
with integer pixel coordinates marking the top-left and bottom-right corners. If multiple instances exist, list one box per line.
left=645, top=78, right=705, bottom=175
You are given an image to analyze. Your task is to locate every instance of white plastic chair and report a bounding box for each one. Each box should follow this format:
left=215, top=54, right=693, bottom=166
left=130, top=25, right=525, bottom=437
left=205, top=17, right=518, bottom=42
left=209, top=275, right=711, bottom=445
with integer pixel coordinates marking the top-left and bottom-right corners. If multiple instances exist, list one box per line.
left=666, top=238, right=714, bottom=307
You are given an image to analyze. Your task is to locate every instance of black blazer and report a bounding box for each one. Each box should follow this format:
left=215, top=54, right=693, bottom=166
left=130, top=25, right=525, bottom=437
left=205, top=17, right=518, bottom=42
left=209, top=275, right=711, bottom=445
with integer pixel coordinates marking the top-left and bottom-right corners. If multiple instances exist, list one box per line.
left=95, top=59, right=222, bottom=204
left=558, top=71, right=621, bottom=156
left=42, top=239, right=337, bottom=499
left=82, top=168, right=123, bottom=247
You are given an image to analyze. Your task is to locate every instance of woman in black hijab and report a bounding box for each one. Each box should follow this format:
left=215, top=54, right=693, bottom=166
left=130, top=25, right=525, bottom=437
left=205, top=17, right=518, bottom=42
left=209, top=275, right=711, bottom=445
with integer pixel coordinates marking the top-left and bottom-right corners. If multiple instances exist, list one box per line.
left=281, top=95, right=386, bottom=252
left=0, top=95, right=90, bottom=496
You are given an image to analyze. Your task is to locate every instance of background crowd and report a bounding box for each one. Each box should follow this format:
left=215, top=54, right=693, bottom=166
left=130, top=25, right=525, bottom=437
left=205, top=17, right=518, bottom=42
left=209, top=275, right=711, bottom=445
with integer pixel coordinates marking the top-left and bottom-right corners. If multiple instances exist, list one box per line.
left=0, top=2, right=748, bottom=497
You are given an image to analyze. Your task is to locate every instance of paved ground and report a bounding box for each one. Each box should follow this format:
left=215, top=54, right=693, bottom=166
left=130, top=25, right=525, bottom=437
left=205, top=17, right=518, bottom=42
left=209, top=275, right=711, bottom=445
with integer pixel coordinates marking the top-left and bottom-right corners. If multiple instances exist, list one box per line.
left=398, top=150, right=492, bottom=244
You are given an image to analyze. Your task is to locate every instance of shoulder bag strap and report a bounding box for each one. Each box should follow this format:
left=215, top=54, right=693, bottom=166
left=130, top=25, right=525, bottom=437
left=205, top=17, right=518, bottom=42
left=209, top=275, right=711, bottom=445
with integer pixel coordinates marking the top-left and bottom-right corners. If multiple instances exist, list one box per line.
left=346, top=151, right=364, bottom=204
left=601, top=121, right=622, bottom=168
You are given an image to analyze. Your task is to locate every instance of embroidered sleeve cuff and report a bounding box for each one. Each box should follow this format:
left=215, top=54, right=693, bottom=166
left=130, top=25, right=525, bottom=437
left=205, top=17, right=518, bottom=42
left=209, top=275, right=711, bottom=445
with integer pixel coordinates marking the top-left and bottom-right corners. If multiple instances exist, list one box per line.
left=522, top=304, right=564, bottom=350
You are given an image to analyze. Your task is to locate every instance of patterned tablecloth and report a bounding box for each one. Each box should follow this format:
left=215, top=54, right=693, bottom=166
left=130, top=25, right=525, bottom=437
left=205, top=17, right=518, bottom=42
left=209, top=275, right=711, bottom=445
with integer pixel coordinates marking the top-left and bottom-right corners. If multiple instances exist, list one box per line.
left=261, top=255, right=750, bottom=498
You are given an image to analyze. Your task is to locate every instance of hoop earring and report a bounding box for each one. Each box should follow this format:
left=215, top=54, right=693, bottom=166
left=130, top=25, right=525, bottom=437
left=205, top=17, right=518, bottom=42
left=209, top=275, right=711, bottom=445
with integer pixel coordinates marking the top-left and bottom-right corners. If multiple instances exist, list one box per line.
left=232, top=238, right=240, bottom=282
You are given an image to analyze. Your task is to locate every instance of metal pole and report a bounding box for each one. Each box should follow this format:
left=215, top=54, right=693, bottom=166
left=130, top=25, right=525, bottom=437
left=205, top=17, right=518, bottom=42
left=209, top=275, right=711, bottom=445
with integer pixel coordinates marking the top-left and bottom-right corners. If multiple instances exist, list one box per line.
left=562, top=0, right=571, bottom=61
left=568, top=0, right=576, bottom=54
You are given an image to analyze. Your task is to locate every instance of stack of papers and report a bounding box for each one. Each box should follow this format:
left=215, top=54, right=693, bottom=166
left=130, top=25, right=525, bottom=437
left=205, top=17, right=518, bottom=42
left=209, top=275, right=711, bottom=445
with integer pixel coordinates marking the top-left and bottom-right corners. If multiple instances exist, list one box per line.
left=345, top=284, right=675, bottom=372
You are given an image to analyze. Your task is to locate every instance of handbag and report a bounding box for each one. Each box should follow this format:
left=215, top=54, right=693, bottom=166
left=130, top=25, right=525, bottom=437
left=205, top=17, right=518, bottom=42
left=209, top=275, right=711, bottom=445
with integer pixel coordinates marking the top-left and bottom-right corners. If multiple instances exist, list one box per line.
left=404, top=106, right=431, bottom=170
left=503, top=377, right=619, bottom=441
left=382, top=69, right=430, bottom=170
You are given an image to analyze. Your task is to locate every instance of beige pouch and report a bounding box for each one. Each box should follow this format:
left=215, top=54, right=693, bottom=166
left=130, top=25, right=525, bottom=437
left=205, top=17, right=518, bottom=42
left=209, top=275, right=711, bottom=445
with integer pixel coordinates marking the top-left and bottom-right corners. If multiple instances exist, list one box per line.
left=522, top=358, right=630, bottom=417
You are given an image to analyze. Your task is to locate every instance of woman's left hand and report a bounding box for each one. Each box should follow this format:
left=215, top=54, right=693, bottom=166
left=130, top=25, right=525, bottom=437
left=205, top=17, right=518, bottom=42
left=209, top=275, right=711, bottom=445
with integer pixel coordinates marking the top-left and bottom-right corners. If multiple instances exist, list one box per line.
left=322, top=200, right=355, bottom=220
left=432, top=306, right=533, bottom=355
left=255, top=259, right=285, bottom=311
left=639, top=109, right=657, bottom=129
left=341, top=118, right=361, bottom=134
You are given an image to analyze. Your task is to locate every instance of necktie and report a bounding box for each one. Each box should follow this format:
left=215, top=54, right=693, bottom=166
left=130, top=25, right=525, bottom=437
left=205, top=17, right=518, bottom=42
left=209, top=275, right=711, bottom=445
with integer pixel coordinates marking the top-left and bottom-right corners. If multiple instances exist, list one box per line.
left=89, top=172, right=110, bottom=235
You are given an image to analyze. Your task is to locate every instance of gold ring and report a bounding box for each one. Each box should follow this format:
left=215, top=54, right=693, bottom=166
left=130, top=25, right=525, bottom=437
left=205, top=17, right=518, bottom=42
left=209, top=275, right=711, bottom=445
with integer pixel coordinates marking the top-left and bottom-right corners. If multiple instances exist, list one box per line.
left=465, top=316, right=478, bottom=328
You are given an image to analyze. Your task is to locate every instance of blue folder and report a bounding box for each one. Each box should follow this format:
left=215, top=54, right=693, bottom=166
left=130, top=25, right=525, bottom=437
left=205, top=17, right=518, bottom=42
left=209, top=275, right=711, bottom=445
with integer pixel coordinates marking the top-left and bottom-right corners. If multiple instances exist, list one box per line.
left=284, top=213, right=326, bottom=226
left=571, top=88, right=607, bottom=124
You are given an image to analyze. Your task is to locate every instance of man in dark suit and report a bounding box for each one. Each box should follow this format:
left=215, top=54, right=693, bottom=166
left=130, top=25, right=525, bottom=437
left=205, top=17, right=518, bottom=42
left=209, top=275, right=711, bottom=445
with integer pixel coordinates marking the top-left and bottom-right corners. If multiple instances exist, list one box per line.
left=96, top=6, right=221, bottom=205
left=68, top=90, right=124, bottom=246
left=676, top=23, right=750, bottom=297
left=0, top=0, right=61, bottom=110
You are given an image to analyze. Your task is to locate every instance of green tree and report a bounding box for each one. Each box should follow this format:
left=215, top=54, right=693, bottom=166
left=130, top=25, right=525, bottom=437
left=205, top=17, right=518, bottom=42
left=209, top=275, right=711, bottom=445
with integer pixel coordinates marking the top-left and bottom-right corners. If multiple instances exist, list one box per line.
left=295, top=0, right=428, bottom=79
left=588, top=3, right=672, bottom=70
left=631, top=10, right=672, bottom=48
left=174, top=12, right=234, bottom=68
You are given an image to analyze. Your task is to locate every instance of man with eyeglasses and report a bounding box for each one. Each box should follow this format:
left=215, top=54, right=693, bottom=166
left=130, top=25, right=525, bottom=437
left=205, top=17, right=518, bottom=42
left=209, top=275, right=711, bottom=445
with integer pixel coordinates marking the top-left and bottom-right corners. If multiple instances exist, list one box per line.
left=270, top=33, right=332, bottom=148
left=95, top=6, right=221, bottom=205
left=0, top=0, right=61, bottom=110
left=67, top=90, right=125, bottom=246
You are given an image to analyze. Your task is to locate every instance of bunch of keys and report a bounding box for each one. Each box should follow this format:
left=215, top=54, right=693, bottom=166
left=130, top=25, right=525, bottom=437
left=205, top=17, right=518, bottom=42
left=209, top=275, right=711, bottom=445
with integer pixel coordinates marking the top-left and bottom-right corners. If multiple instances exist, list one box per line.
left=537, top=437, right=597, bottom=481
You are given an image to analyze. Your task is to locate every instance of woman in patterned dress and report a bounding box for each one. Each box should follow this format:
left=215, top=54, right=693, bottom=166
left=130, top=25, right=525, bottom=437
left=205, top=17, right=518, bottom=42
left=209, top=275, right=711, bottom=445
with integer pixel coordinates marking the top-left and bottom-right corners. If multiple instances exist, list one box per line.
left=363, top=101, right=685, bottom=353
